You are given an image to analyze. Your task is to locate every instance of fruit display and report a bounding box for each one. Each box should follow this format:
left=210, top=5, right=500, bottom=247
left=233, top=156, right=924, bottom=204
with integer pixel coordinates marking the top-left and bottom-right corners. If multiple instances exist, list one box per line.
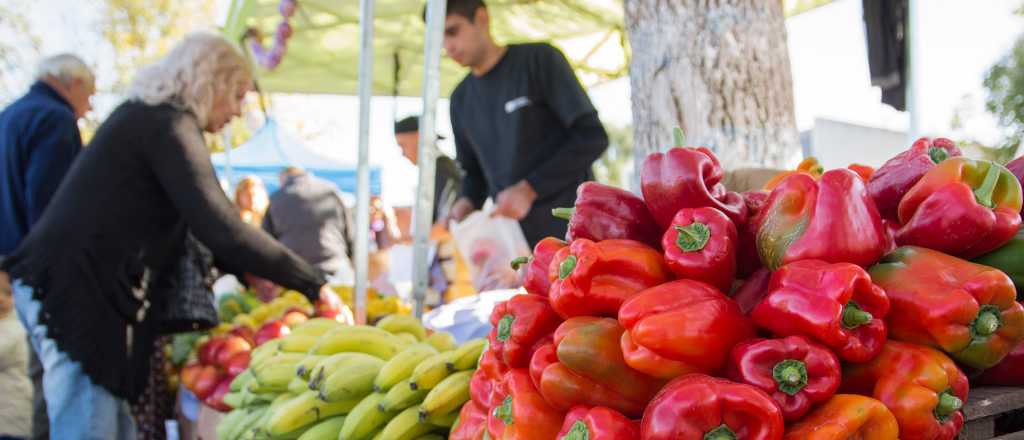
left=216, top=312, right=485, bottom=439
left=465, top=135, right=1024, bottom=440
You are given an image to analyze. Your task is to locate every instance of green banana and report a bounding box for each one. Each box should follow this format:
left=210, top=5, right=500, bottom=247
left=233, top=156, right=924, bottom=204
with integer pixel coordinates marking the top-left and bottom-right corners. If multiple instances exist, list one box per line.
left=295, top=355, right=326, bottom=380
left=450, top=338, right=487, bottom=371
left=418, top=370, right=472, bottom=420
left=424, top=331, right=457, bottom=352
left=377, top=406, right=437, bottom=440
left=250, top=339, right=284, bottom=366
left=288, top=377, right=309, bottom=395
left=423, top=409, right=459, bottom=428
left=225, top=405, right=269, bottom=440
left=375, top=315, right=428, bottom=341
left=318, top=356, right=384, bottom=402
left=252, top=354, right=307, bottom=393
left=374, top=343, right=439, bottom=392
left=295, top=415, right=346, bottom=440
left=223, top=391, right=244, bottom=409
left=231, top=369, right=255, bottom=392
left=379, top=378, right=429, bottom=412
left=339, top=393, right=396, bottom=440
left=263, top=391, right=359, bottom=436
left=408, top=352, right=455, bottom=391
left=217, top=408, right=248, bottom=440
left=308, top=353, right=382, bottom=391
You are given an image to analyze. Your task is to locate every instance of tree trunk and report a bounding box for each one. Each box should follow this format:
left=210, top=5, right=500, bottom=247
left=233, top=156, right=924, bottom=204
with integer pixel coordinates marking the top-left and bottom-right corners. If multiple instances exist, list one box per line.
left=625, top=0, right=800, bottom=179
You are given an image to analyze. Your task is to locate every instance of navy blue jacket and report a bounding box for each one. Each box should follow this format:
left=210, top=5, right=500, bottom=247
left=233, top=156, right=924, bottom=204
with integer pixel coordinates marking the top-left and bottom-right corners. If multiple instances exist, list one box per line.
left=0, top=81, right=82, bottom=255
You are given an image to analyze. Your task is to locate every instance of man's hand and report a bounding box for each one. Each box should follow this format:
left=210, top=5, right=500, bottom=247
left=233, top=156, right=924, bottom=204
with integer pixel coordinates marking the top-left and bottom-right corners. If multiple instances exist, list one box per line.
left=492, top=180, right=537, bottom=220
left=444, top=197, right=477, bottom=226
left=318, top=285, right=355, bottom=325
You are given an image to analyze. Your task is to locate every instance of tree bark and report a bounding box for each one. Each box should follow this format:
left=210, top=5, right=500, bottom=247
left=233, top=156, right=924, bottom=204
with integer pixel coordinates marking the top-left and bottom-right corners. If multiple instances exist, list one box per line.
left=625, top=0, right=800, bottom=178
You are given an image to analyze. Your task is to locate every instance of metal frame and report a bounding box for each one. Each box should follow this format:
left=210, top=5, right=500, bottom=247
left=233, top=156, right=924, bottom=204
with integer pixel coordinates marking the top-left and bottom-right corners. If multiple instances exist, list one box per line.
left=354, top=0, right=375, bottom=325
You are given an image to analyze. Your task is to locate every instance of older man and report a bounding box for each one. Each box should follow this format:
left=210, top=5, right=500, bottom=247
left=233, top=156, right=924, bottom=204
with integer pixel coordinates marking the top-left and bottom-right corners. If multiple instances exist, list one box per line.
left=0, top=54, right=94, bottom=440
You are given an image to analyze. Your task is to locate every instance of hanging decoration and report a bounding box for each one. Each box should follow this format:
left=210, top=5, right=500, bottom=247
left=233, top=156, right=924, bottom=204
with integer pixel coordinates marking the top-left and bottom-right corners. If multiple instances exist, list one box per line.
left=246, top=0, right=296, bottom=70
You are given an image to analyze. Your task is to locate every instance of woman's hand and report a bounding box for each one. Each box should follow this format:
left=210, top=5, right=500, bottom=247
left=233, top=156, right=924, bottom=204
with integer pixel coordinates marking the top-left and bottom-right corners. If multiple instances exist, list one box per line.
left=317, top=285, right=355, bottom=325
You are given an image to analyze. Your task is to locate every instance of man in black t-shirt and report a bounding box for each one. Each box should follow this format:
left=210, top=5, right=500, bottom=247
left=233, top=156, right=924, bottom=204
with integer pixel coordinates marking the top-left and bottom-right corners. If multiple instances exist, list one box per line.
left=437, top=0, right=609, bottom=246
left=394, top=115, right=463, bottom=226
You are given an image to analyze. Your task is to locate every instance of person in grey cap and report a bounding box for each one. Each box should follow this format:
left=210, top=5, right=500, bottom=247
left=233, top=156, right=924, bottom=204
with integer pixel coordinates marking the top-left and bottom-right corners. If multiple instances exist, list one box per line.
left=394, top=115, right=463, bottom=228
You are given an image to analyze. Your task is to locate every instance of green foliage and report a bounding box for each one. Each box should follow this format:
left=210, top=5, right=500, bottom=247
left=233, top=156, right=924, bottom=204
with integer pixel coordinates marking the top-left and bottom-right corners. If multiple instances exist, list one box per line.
left=984, top=35, right=1024, bottom=148
left=593, top=123, right=633, bottom=189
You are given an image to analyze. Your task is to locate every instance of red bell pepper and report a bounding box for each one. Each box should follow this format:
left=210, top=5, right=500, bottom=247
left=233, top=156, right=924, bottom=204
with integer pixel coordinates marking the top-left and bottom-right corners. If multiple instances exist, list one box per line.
left=783, top=394, right=899, bottom=440
left=451, top=399, right=489, bottom=440
left=661, top=207, right=738, bottom=292
left=867, top=137, right=962, bottom=221
left=763, top=157, right=824, bottom=191
left=737, top=190, right=769, bottom=277
left=869, top=246, right=1024, bottom=369
left=552, top=182, right=661, bottom=248
left=618, top=280, right=756, bottom=379
left=755, top=168, right=887, bottom=270
left=488, top=294, right=562, bottom=368
left=557, top=406, right=639, bottom=440
left=641, top=374, right=784, bottom=440
left=725, top=335, right=842, bottom=421
left=532, top=317, right=665, bottom=417
left=730, top=268, right=772, bottom=315
left=751, top=259, right=890, bottom=363
left=976, top=340, right=1024, bottom=386
left=848, top=163, right=876, bottom=182
left=1007, top=155, right=1024, bottom=214
left=841, top=340, right=969, bottom=440
left=640, top=146, right=748, bottom=229
left=471, top=347, right=510, bottom=409
left=896, top=157, right=1023, bottom=258
left=512, top=237, right=566, bottom=297
left=547, top=239, right=670, bottom=319
left=487, top=369, right=565, bottom=440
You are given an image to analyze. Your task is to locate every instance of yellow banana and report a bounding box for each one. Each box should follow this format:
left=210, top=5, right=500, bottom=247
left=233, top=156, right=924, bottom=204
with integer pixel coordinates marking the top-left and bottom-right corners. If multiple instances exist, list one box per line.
left=377, top=406, right=436, bottom=440
left=308, top=353, right=382, bottom=391
left=230, top=369, right=255, bottom=392
left=253, top=354, right=307, bottom=392
left=250, top=339, right=284, bottom=366
left=395, top=333, right=419, bottom=345
left=318, top=357, right=385, bottom=402
left=424, top=331, right=457, bottom=352
left=413, top=435, right=446, bottom=440
left=279, top=334, right=321, bottom=353
left=450, top=338, right=487, bottom=371
left=311, top=327, right=405, bottom=360
left=408, top=352, right=455, bottom=391
left=339, top=393, right=396, bottom=440
left=238, top=388, right=276, bottom=407
left=379, top=378, right=428, bottom=412
left=374, top=343, right=439, bottom=392
left=375, top=315, right=427, bottom=341
left=295, top=355, right=326, bottom=380
left=423, top=409, right=458, bottom=428
left=418, top=370, right=473, bottom=420
left=263, top=391, right=359, bottom=436
left=289, top=318, right=345, bottom=337
left=295, top=415, right=347, bottom=440
left=288, top=377, right=310, bottom=395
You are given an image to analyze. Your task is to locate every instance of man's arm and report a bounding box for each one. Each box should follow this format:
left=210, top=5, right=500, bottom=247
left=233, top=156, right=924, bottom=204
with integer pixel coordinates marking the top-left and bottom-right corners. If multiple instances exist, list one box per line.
left=24, top=112, right=82, bottom=225
left=523, top=45, right=609, bottom=200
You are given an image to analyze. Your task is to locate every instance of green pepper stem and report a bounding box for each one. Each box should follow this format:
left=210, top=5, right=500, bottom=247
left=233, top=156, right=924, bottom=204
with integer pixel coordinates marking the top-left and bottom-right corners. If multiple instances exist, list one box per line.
left=510, top=256, right=530, bottom=270
left=929, top=147, right=949, bottom=164
left=704, top=425, right=737, bottom=440
left=974, top=162, right=1003, bottom=209
left=560, top=421, right=590, bottom=440
left=675, top=222, right=711, bottom=252
left=973, top=306, right=1002, bottom=337
left=496, top=315, right=514, bottom=342
left=552, top=207, right=575, bottom=220
left=559, top=255, right=577, bottom=280
left=842, top=302, right=874, bottom=329
left=772, top=359, right=809, bottom=396
left=494, top=396, right=514, bottom=425
left=934, top=391, right=963, bottom=421
left=673, top=127, right=686, bottom=146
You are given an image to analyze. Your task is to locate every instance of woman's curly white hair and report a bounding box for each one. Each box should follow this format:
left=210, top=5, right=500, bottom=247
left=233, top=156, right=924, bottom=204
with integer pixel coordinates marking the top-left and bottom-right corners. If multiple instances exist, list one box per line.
left=127, top=32, right=252, bottom=127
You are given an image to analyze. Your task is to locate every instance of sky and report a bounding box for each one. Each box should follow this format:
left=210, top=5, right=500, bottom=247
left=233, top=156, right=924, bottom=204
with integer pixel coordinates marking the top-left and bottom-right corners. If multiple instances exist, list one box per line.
left=3, top=0, right=1022, bottom=205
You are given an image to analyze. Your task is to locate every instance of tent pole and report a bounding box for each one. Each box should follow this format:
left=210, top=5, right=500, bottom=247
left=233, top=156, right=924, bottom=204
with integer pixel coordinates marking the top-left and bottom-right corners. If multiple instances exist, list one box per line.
left=412, top=0, right=447, bottom=319
left=354, top=0, right=375, bottom=325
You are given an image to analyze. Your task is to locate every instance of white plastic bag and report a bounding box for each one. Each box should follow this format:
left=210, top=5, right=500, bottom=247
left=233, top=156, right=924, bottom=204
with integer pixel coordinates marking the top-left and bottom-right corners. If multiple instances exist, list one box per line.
left=449, top=209, right=531, bottom=292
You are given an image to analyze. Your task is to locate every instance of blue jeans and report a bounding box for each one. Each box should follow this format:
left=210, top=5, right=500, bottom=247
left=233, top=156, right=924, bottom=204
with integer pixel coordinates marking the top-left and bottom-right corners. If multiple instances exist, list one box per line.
left=12, top=280, right=136, bottom=440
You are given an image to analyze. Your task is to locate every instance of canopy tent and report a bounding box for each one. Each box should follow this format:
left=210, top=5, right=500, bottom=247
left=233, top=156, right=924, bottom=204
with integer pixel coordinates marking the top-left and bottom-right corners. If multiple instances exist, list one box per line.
left=210, top=118, right=381, bottom=195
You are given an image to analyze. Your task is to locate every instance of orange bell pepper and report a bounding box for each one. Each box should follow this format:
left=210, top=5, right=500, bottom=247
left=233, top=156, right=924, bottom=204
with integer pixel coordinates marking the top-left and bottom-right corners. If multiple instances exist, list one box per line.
left=783, top=394, right=899, bottom=440
left=763, top=157, right=824, bottom=190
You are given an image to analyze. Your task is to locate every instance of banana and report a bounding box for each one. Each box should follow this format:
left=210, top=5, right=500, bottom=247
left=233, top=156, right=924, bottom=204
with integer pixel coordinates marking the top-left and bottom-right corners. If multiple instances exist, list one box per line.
left=238, top=388, right=276, bottom=408
left=450, top=338, right=487, bottom=371
left=217, top=408, right=247, bottom=440
left=424, top=331, right=457, bottom=352
left=250, top=339, right=284, bottom=366
left=231, top=369, right=255, bottom=392
left=374, top=343, right=439, bottom=392
left=339, top=393, right=396, bottom=440
left=318, top=356, right=385, bottom=402
left=226, top=405, right=269, bottom=440
left=311, top=329, right=406, bottom=360
left=412, top=435, right=446, bottom=440
left=252, top=352, right=306, bottom=372
left=308, top=353, right=382, bottom=390
left=279, top=334, right=321, bottom=353
left=288, top=377, right=310, bottom=395
left=295, top=355, right=326, bottom=380
left=377, top=406, right=436, bottom=440
left=290, top=318, right=344, bottom=337
left=223, top=391, right=244, bottom=409
left=252, top=354, right=307, bottom=393
left=379, top=378, right=428, bottom=412
left=394, top=333, right=419, bottom=345
left=408, top=352, right=455, bottom=391
left=296, top=415, right=347, bottom=440
left=423, top=409, right=458, bottom=428
left=263, top=391, right=360, bottom=436
left=418, top=370, right=473, bottom=420
left=375, top=315, right=427, bottom=341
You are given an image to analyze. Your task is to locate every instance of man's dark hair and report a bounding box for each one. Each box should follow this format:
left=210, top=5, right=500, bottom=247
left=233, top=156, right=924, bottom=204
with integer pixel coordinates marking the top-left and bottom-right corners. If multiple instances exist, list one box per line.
left=423, top=0, right=486, bottom=23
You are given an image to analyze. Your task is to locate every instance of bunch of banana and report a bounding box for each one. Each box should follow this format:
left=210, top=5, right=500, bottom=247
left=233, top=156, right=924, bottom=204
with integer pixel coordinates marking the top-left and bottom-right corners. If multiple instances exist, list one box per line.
left=409, top=338, right=486, bottom=391
left=317, top=355, right=385, bottom=402
left=375, top=406, right=439, bottom=440
left=262, top=390, right=360, bottom=437
left=340, top=392, right=396, bottom=440
left=307, top=353, right=381, bottom=390
left=417, top=370, right=473, bottom=422
left=309, top=325, right=407, bottom=360
left=250, top=353, right=307, bottom=394
left=375, top=315, right=428, bottom=341
left=374, top=343, right=439, bottom=392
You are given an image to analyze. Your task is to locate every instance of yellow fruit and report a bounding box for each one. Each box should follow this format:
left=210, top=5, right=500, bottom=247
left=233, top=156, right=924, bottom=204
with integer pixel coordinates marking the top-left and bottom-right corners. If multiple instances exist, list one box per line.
left=424, top=332, right=457, bottom=352
left=418, top=370, right=472, bottom=420
left=375, top=315, right=427, bottom=341
left=450, top=338, right=487, bottom=371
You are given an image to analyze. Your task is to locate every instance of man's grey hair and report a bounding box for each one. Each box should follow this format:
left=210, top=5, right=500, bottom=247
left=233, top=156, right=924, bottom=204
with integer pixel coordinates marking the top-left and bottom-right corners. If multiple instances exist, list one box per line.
left=35, top=54, right=94, bottom=86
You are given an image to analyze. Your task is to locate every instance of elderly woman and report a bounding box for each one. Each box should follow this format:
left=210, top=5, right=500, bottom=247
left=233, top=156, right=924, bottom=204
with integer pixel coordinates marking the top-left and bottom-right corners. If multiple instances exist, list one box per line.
left=235, top=175, right=269, bottom=226
left=2, top=33, right=341, bottom=439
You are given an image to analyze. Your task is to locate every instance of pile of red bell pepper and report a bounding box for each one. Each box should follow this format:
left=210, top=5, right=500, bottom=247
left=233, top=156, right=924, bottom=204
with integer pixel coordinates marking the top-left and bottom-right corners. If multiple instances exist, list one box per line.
left=465, top=137, right=1024, bottom=440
